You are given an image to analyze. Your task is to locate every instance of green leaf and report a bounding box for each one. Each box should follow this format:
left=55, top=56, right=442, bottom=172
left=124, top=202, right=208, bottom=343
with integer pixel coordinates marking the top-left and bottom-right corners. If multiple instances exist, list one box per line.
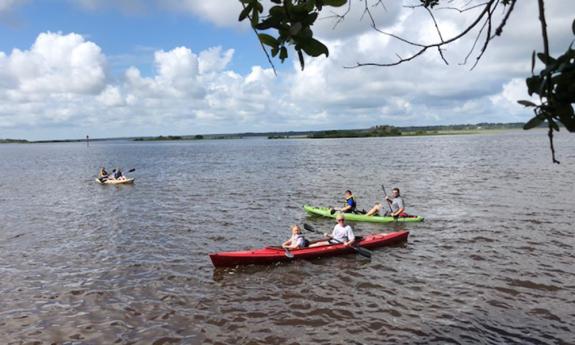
left=523, top=115, right=545, bottom=130
left=255, top=17, right=279, bottom=30
left=531, top=50, right=536, bottom=75
left=250, top=8, right=259, bottom=26
left=258, top=34, right=278, bottom=48
left=269, top=5, right=284, bottom=17
left=537, top=53, right=557, bottom=65
left=239, top=4, right=252, bottom=22
left=298, top=37, right=329, bottom=57
left=517, top=100, right=537, bottom=107
left=271, top=46, right=279, bottom=57
left=548, top=118, right=560, bottom=131
left=290, top=22, right=303, bottom=36
left=556, top=103, right=575, bottom=131
left=303, top=12, right=319, bottom=26
left=323, top=0, right=347, bottom=7
left=279, top=47, right=288, bottom=61
left=298, top=49, right=305, bottom=70
left=254, top=1, right=263, bottom=13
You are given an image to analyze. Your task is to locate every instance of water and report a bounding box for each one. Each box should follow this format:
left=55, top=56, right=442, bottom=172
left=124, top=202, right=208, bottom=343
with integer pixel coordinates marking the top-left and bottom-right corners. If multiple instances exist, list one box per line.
left=1, top=130, right=574, bottom=344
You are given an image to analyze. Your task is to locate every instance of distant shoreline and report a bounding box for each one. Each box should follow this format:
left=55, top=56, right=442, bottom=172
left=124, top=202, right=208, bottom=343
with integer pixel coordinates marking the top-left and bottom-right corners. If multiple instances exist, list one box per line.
left=1, top=122, right=530, bottom=143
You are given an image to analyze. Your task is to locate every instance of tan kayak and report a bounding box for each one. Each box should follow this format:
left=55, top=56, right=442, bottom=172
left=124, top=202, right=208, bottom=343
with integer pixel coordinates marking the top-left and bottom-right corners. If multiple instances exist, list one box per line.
left=95, top=177, right=135, bottom=185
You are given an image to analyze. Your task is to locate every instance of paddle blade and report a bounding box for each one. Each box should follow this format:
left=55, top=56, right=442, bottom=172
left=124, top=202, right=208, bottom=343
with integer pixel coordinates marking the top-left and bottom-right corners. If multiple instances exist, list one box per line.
left=351, top=245, right=372, bottom=259
left=284, top=248, right=294, bottom=258
left=303, top=223, right=316, bottom=232
left=127, top=168, right=136, bottom=173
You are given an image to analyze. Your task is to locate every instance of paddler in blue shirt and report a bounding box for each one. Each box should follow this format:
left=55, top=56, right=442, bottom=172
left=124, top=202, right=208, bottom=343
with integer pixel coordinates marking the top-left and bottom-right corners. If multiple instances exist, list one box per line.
left=331, top=190, right=357, bottom=214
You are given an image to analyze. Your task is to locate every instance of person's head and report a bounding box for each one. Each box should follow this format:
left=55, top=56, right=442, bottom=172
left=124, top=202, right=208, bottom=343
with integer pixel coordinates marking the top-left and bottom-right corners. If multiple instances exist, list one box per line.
left=344, top=190, right=352, bottom=198
left=291, top=225, right=302, bottom=235
left=336, top=213, right=345, bottom=224
left=392, top=187, right=400, bottom=196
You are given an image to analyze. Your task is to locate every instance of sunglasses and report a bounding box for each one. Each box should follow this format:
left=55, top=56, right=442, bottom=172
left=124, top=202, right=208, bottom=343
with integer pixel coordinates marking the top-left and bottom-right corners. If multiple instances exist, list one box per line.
left=337, top=219, right=344, bottom=222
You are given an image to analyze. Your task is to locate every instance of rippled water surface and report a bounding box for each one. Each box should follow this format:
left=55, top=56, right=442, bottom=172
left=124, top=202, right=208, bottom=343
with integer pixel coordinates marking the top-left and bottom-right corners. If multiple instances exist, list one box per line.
left=1, top=130, right=574, bottom=345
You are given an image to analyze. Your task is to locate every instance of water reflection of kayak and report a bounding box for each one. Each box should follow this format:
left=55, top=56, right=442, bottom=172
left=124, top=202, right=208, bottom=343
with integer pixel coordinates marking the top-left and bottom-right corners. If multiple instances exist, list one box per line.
left=304, top=205, right=424, bottom=223
left=209, top=231, right=409, bottom=267
left=95, top=177, right=135, bottom=185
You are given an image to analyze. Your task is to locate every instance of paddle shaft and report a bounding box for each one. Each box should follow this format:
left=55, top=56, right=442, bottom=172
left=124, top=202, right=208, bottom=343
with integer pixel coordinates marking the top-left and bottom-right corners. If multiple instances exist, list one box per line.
left=381, top=184, right=393, bottom=213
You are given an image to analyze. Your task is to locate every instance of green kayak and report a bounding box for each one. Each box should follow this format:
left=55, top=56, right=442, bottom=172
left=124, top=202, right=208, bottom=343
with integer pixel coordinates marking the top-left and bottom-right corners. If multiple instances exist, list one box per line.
left=304, top=205, right=424, bottom=223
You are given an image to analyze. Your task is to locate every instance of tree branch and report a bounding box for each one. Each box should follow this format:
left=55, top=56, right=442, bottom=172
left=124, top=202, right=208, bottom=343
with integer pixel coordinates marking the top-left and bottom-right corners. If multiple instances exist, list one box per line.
left=348, top=0, right=497, bottom=68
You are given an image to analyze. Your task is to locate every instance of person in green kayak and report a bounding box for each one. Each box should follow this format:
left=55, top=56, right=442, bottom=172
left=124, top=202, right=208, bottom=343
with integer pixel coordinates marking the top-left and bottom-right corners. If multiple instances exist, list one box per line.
left=330, top=190, right=357, bottom=214
left=309, top=213, right=356, bottom=247
left=282, top=225, right=309, bottom=250
left=365, top=187, right=406, bottom=217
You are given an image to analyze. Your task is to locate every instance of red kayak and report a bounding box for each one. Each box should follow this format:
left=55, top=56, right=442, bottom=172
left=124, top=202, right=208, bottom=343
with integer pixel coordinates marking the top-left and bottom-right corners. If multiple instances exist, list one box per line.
left=209, top=231, right=409, bottom=267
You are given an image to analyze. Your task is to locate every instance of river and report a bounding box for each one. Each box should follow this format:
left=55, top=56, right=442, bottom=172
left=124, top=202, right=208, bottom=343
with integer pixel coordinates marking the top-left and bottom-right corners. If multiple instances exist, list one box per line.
left=0, top=129, right=574, bottom=344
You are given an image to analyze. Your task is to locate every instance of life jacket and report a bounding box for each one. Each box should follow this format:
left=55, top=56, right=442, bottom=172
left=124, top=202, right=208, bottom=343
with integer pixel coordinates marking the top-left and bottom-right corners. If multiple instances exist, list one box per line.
left=345, top=195, right=357, bottom=212
left=294, top=234, right=309, bottom=248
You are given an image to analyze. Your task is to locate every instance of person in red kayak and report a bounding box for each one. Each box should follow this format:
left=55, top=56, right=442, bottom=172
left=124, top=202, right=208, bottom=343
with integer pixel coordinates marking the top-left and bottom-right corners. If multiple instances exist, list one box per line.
left=330, top=190, right=357, bottom=214
left=309, top=214, right=355, bottom=247
left=365, top=187, right=406, bottom=217
left=282, top=225, right=309, bottom=249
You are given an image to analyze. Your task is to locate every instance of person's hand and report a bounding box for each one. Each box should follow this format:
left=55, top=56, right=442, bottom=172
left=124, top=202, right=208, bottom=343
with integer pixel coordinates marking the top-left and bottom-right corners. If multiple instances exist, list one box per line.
left=324, top=233, right=329, bottom=237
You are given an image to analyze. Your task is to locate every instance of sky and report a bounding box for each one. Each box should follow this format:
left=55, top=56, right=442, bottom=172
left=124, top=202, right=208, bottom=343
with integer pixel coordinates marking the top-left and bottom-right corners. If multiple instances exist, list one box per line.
left=0, top=0, right=574, bottom=140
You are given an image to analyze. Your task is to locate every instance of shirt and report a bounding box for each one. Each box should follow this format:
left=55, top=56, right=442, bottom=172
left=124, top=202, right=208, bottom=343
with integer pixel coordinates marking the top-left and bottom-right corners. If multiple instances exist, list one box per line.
left=331, top=224, right=355, bottom=243
left=391, top=196, right=405, bottom=212
left=290, top=234, right=306, bottom=248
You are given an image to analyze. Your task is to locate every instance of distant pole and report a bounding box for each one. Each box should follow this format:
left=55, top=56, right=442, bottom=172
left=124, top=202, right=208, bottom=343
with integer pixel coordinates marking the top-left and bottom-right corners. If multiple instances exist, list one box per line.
left=86, top=135, right=90, bottom=146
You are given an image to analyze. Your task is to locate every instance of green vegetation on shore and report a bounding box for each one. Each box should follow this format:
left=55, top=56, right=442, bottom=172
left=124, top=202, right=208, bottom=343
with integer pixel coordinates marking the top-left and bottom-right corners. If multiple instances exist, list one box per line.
left=0, top=139, right=29, bottom=143
left=306, top=122, right=525, bottom=139
left=308, top=125, right=401, bottom=139
left=133, top=135, right=204, bottom=141
left=1, top=122, right=528, bottom=144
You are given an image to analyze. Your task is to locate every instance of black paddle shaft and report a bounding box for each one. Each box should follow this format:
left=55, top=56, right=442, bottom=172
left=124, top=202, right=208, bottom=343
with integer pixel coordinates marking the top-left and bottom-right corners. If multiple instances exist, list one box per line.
left=381, top=184, right=393, bottom=213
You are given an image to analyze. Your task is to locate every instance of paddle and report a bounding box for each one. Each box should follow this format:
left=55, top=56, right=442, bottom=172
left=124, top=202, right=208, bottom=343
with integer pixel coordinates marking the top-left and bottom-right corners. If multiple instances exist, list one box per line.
left=303, top=223, right=372, bottom=259
left=284, top=248, right=294, bottom=258
left=381, top=184, right=394, bottom=214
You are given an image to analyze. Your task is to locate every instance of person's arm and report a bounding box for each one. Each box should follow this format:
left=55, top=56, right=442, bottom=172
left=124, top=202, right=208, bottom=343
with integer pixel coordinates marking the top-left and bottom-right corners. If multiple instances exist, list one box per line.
left=344, top=226, right=355, bottom=246
left=282, top=239, right=292, bottom=248
left=340, top=204, right=352, bottom=212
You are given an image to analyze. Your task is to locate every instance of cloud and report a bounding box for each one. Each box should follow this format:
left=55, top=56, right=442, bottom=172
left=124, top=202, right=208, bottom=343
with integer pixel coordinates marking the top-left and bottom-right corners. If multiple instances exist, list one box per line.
left=0, top=0, right=26, bottom=12
left=159, top=0, right=245, bottom=28
left=0, top=32, right=109, bottom=131
left=2, top=1, right=575, bottom=140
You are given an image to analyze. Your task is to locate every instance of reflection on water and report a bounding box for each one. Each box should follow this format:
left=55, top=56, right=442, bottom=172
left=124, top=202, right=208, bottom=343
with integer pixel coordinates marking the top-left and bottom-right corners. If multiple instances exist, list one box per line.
left=1, top=130, right=574, bottom=344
